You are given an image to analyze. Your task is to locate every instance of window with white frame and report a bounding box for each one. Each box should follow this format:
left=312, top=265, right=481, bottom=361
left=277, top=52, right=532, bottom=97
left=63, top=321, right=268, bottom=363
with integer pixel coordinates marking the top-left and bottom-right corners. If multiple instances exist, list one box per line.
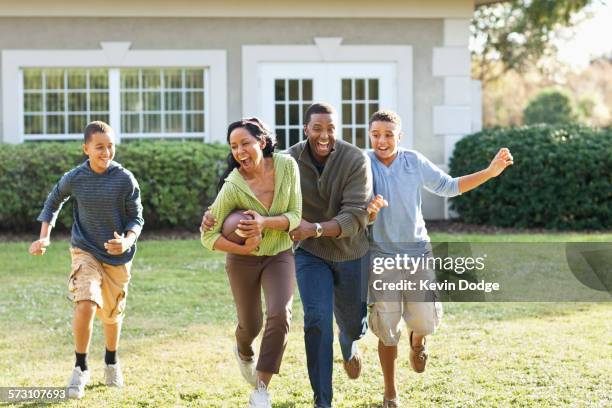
left=341, top=78, right=379, bottom=149
left=23, top=68, right=110, bottom=137
left=273, top=79, right=312, bottom=150
left=120, top=68, right=206, bottom=138
left=21, top=67, right=208, bottom=140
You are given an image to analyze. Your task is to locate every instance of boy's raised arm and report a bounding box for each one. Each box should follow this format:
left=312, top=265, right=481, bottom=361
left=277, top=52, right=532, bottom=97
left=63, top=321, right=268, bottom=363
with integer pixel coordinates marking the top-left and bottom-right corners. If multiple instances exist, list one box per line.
left=457, top=148, right=514, bottom=194
left=419, top=152, right=461, bottom=197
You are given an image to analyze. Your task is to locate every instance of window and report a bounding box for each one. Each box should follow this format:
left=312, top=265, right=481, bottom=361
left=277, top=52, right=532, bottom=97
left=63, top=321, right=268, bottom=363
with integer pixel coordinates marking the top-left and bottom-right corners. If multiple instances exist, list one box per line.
left=259, top=62, right=395, bottom=150
left=3, top=46, right=227, bottom=143
left=341, top=78, right=379, bottom=149
left=120, top=68, right=206, bottom=138
left=23, top=68, right=109, bottom=137
left=273, top=79, right=313, bottom=150
left=21, top=67, right=208, bottom=140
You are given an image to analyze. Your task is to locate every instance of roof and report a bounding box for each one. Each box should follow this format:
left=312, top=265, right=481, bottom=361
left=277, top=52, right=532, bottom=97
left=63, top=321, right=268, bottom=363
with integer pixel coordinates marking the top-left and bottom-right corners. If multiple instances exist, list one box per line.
left=0, top=0, right=500, bottom=18
left=475, top=0, right=506, bottom=6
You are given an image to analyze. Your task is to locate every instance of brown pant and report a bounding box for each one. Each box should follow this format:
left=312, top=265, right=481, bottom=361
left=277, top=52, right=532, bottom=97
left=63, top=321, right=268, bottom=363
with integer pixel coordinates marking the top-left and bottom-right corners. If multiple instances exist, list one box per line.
left=226, top=249, right=295, bottom=374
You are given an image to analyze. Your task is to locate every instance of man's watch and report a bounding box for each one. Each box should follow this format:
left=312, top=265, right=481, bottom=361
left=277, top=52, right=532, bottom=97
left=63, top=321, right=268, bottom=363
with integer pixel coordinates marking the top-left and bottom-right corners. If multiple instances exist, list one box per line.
left=314, top=223, right=323, bottom=238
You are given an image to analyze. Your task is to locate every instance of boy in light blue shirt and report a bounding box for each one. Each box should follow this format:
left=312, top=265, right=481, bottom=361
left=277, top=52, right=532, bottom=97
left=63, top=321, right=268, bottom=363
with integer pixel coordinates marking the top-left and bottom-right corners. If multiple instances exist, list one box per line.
left=366, top=110, right=513, bottom=408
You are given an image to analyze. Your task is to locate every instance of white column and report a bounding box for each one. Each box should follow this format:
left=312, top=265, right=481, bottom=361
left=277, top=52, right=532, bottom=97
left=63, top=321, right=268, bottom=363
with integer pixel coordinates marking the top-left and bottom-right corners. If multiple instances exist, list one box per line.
left=108, top=68, right=121, bottom=143
left=432, top=18, right=476, bottom=219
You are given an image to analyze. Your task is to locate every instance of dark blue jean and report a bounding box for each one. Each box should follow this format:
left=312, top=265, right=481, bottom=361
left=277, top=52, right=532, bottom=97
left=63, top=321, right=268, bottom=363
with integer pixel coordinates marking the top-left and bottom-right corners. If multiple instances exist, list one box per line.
left=295, top=248, right=368, bottom=408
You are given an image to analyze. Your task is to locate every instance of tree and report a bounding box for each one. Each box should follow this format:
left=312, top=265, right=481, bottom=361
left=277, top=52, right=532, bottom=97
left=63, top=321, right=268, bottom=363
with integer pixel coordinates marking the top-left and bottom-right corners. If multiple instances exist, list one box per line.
left=522, top=88, right=578, bottom=125
left=472, top=0, right=594, bottom=82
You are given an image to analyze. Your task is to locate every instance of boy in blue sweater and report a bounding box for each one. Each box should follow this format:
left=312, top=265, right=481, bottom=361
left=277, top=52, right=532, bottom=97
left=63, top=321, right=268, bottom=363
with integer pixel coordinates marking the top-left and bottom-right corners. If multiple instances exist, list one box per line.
left=29, top=121, right=144, bottom=399
left=365, top=110, right=512, bottom=407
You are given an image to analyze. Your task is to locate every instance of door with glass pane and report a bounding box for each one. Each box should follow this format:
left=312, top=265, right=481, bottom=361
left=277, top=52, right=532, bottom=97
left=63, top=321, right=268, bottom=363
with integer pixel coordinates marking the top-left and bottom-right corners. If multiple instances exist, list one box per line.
left=259, top=62, right=396, bottom=149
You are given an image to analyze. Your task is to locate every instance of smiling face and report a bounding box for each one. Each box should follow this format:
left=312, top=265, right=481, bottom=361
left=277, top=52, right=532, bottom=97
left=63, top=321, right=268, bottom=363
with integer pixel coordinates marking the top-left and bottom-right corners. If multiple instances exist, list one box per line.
left=304, top=112, right=337, bottom=163
left=369, top=120, right=401, bottom=166
left=83, top=131, right=115, bottom=174
left=229, top=126, right=266, bottom=173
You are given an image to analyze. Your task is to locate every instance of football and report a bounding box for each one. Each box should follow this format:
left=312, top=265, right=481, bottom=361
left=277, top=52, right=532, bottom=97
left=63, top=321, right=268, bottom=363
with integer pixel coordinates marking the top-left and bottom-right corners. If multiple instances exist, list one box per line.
left=222, top=209, right=254, bottom=244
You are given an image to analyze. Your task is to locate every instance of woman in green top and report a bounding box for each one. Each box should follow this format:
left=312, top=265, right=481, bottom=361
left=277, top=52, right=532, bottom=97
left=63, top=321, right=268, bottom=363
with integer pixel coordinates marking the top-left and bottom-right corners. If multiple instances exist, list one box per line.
left=201, top=118, right=301, bottom=408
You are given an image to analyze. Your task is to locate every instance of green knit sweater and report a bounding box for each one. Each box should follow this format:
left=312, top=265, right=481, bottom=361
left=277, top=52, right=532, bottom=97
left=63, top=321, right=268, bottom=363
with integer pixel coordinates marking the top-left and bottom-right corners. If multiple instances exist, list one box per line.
left=201, top=153, right=302, bottom=256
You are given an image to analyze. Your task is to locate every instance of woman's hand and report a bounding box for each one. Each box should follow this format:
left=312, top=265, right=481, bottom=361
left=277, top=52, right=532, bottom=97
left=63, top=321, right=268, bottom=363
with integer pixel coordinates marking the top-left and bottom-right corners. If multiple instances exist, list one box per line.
left=241, top=233, right=262, bottom=254
left=200, top=207, right=217, bottom=232
left=238, top=210, right=265, bottom=237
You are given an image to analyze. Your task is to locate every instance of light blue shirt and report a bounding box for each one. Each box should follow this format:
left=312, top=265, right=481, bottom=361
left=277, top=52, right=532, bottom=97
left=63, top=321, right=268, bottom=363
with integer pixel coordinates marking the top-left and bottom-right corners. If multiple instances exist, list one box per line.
left=367, top=148, right=460, bottom=256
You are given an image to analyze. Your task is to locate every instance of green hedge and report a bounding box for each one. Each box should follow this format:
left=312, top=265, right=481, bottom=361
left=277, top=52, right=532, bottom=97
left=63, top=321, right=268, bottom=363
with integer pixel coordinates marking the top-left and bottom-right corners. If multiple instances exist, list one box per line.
left=449, top=125, right=612, bottom=230
left=0, top=141, right=228, bottom=232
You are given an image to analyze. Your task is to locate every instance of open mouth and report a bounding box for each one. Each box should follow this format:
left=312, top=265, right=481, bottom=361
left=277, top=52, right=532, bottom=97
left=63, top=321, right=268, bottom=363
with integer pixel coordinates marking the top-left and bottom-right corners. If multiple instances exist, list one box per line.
left=317, top=140, right=330, bottom=152
left=238, top=157, right=252, bottom=166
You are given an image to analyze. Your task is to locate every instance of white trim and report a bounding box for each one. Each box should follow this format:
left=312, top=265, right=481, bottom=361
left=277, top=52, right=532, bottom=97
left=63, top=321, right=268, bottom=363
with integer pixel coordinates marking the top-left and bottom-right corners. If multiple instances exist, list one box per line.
left=432, top=47, right=471, bottom=77
left=471, top=80, right=483, bottom=132
left=242, top=38, right=413, bottom=148
left=23, top=134, right=83, bottom=141
left=16, top=69, right=24, bottom=141
left=2, top=43, right=227, bottom=143
left=121, top=133, right=206, bottom=139
left=443, top=76, right=471, bottom=105
left=433, top=19, right=475, bottom=220
left=433, top=106, right=471, bottom=135
left=443, top=135, right=464, bottom=164
left=443, top=19, right=471, bottom=47
left=108, top=69, right=121, bottom=142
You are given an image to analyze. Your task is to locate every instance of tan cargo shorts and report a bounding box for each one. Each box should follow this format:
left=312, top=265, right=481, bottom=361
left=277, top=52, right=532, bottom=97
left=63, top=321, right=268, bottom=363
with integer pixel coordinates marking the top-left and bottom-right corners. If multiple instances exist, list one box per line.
left=68, top=247, right=131, bottom=325
left=368, top=257, right=442, bottom=346
left=368, top=295, right=442, bottom=347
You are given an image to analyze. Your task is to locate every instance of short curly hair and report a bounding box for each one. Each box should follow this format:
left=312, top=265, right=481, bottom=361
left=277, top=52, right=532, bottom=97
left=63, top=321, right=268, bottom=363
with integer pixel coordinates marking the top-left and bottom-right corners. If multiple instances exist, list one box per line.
left=304, top=102, right=336, bottom=125
left=368, top=110, right=402, bottom=130
left=84, top=121, right=114, bottom=143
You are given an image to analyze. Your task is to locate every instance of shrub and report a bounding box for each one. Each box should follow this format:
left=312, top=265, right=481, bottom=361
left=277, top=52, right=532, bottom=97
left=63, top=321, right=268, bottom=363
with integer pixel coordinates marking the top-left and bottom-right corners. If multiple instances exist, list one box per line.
left=449, top=125, right=611, bottom=230
left=0, top=141, right=228, bottom=232
left=523, top=88, right=579, bottom=126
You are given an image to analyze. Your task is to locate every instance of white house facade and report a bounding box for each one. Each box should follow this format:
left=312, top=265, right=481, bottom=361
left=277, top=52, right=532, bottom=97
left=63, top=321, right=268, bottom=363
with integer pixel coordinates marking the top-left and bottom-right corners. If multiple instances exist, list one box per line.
left=0, top=0, right=490, bottom=218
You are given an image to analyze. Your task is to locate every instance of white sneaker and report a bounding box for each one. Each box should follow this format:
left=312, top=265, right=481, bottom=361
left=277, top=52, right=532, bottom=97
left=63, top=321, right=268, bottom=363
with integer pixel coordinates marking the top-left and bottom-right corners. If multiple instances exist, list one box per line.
left=247, top=382, right=271, bottom=408
left=104, top=362, right=125, bottom=387
left=67, top=366, right=90, bottom=399
left=234, top=345, right=257, bottom=387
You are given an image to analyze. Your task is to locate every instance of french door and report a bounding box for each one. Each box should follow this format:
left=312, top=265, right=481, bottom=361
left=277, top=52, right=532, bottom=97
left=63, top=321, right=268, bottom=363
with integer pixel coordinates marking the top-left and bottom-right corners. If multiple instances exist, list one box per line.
left=259, top=62, right=396, bottom=149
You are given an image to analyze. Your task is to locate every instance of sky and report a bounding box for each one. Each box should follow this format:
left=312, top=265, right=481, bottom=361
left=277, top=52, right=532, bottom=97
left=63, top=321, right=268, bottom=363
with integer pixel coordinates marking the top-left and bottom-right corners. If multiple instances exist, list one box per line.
left=555, top=1, right=612, bottom=68
left=470, top=0, right=612, bottom=70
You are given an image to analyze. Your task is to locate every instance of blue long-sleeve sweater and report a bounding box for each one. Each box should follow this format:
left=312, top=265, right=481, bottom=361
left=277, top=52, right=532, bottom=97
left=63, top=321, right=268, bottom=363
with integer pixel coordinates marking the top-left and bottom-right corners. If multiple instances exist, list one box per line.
left=37, top=160, right=144, bottom=265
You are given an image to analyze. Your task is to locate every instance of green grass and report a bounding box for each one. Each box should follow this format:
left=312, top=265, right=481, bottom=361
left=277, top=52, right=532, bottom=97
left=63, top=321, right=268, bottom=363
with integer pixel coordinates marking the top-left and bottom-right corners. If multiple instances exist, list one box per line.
left=0, top=233, right=611, bottom=407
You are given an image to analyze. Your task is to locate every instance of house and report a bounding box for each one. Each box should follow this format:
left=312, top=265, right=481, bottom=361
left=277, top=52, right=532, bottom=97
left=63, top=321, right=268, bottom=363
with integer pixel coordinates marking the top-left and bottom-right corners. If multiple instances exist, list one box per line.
left=0, top=0, right=493, bottom=219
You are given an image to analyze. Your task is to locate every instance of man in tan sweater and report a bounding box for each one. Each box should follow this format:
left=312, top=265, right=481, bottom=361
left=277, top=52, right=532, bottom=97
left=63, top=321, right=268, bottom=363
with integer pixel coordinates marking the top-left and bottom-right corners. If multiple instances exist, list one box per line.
left=288, top=102, right=372, bottom=408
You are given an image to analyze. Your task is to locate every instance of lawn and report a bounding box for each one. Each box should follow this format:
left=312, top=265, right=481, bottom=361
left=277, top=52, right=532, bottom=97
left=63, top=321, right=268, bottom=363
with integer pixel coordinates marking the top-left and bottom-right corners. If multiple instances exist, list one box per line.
left=0, top=233, right=610, bottom=407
